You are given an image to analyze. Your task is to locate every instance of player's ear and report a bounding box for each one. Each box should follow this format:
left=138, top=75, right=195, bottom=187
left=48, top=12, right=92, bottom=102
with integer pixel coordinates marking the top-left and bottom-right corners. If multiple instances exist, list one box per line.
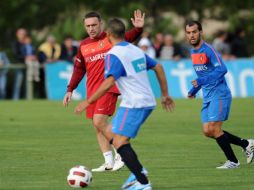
left=100, top=20, right=103, bottom=27
left=106, top=31, right=112, bottom=43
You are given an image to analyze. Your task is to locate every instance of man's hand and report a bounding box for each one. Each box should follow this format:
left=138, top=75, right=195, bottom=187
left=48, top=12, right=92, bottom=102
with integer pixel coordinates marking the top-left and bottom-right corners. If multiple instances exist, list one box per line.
left=63, top=92, right=72, bottom=107
left=74, top=100, right=90, bottom=115
left=131, top=9, right=145, bottom=28
left=191, top=80, right=199, bottom=88
left=161, top=96, right=175, bottom=112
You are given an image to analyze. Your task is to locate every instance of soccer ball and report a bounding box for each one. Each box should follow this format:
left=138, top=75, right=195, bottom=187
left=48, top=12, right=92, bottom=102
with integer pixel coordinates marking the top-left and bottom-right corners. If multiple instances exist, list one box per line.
left=67, top=165, right=92, bottom=188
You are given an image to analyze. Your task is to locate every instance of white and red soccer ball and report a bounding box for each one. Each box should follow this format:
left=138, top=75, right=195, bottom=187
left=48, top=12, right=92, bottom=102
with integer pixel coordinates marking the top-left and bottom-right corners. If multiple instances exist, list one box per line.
left=67, top=165, right=92, bottom=188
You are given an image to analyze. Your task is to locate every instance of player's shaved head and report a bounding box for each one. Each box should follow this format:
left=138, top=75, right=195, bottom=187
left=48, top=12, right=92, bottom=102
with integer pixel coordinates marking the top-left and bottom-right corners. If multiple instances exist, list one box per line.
left=107, top=18, right=125, bottom=39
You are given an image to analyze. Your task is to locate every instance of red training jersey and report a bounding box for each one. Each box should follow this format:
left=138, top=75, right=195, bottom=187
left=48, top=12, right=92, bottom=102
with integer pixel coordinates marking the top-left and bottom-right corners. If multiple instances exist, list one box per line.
left=67, top=28, right=143, bottom=98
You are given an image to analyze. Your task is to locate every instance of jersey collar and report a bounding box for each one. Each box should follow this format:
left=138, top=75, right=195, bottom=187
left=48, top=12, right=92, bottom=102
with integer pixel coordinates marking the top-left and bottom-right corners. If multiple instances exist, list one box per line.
left=116, top=41, right=129, bottom=46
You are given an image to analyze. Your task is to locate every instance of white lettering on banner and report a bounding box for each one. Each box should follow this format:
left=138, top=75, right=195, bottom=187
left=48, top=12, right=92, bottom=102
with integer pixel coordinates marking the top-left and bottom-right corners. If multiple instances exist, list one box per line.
left=59, top=65, right=82, bottom=100
left=171, top=62, right=193, bottom=96
left=225, top=72, right=236, bottom=97
left=239, top=69, right=254, bottom=97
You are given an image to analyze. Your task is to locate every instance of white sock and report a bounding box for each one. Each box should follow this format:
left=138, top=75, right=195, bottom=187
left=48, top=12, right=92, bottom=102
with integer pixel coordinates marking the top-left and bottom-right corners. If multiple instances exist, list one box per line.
left=103, top=151, right=114, bottom=165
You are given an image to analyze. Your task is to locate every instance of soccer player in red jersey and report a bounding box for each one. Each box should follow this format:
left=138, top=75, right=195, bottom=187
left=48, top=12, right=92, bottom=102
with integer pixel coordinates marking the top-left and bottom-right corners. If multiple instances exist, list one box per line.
left=63, top=10, right=145, bottom=172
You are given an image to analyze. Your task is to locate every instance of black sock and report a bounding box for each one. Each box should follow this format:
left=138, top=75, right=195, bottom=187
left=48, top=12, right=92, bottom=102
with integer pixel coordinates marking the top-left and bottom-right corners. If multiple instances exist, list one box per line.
left=117, top=144, right=148, bottom=185
left=216, top=133, right=238, bottom=163
left=223, top=130, right=249, bottom=149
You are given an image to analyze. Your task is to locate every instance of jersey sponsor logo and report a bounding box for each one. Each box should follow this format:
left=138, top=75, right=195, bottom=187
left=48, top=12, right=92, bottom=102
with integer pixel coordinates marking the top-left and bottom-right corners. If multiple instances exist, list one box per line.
left=132, top=58, right=146, bottom=73
left=194, top=65, right=208, bottom=71
left=85, top=53, right=106, bottom=63
left=191, top=53, right=208, bottom=65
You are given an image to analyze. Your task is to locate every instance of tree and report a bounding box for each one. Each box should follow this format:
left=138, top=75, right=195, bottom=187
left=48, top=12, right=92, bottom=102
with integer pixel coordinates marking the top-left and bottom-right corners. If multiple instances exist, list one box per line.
left=0, top=0, right=71, bottom=46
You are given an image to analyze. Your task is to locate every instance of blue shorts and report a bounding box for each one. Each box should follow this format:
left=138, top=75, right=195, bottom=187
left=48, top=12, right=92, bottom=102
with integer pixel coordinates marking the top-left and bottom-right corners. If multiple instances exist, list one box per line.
left=201, top=98, right=231, bottom=123
left=112, top=107, right=154, bottom=138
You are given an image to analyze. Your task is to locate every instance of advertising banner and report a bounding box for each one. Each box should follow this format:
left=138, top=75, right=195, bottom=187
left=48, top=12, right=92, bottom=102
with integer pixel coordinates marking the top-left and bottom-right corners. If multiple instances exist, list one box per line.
left=45, top=59, right=254, bottom=100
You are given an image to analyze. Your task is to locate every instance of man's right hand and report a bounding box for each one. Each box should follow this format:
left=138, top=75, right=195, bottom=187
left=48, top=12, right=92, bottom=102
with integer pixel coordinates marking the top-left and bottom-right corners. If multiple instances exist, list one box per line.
left=63, top=92, right=72, bottom=107
left=187, top=94, right=196, bottom=99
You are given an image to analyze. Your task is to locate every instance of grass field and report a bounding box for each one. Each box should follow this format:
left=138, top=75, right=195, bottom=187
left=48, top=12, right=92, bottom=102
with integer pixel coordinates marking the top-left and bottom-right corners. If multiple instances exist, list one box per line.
left=0, top=98, right=254, bottom=190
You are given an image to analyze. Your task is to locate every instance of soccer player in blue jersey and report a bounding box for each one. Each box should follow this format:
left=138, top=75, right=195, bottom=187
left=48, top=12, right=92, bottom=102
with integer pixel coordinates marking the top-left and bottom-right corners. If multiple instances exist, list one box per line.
left=185, top=20, right=254, bottom=169
left=75, top=18, right=175, bottom=190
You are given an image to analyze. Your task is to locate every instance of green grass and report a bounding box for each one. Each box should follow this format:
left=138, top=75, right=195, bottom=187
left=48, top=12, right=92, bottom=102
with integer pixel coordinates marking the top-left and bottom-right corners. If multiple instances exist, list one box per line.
left=0, top=98, right=254, bottom=190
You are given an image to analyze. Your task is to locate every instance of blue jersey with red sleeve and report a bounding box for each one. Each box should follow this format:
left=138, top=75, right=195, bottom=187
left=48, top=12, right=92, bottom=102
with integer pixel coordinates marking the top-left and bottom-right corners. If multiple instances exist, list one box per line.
left=190, top=42, right=231, bottom=102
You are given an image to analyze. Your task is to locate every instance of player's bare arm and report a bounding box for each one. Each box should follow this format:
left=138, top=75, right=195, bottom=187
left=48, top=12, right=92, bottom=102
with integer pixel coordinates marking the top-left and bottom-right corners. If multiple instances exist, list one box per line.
left=74, top=76, right=115, bottom=114
left=131, top=9, right=145, bottom=28
left=152, top=63, right=175, bottom=112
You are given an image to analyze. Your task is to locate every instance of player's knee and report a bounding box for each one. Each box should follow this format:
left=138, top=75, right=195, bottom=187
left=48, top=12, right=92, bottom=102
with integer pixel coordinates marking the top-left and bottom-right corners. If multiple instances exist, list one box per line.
left=202, top=124, right=216, bottom=138
left=203, top=129, right=214, bottom=138
left=93, top=119, right=106, bottom=129
left=206, top=122, right=220, bottom=137
left=203, top=124, right=211, bottom=137
left=94, top=126, right=101, bottom=133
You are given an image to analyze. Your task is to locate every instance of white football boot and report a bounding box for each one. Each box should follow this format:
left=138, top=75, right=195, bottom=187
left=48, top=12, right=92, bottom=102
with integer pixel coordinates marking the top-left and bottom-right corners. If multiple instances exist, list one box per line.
left=112, top=153, right=125, bottom=171
left=91, top=162, right=113, bottom=172
left=216, top=160, right=240, bottom=169
left=245, top=139, right=254, bottom=164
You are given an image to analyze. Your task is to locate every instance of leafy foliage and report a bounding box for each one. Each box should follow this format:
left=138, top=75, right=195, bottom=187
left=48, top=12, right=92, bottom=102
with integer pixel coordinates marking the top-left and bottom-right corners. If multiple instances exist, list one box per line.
left=1, top=0, right=254, bottom=54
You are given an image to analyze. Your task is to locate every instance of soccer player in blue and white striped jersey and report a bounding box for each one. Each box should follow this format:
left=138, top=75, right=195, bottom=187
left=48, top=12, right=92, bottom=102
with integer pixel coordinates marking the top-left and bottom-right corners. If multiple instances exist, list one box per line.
left=185, top=20, right=254, bottom=169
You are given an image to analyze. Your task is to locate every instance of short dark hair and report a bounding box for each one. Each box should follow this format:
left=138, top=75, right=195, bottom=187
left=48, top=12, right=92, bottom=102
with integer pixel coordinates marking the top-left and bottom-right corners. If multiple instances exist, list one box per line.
left=216, top=30, right=226, bottom=38
left=64, top=34, right=73, bottom=40
left=84, top=11, right=101, bottom=21
left=107, top=18, right=125, bottom=39
left=185, top=20, right=202, bottom=31
left=235, top=27, right=245, bottom=36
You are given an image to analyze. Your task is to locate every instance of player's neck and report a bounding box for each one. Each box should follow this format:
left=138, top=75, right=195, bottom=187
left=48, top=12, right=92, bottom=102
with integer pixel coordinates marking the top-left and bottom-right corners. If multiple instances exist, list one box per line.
left=193, top=39, right=203, bottom=50
left=111, top=38, right=124, bottom=46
